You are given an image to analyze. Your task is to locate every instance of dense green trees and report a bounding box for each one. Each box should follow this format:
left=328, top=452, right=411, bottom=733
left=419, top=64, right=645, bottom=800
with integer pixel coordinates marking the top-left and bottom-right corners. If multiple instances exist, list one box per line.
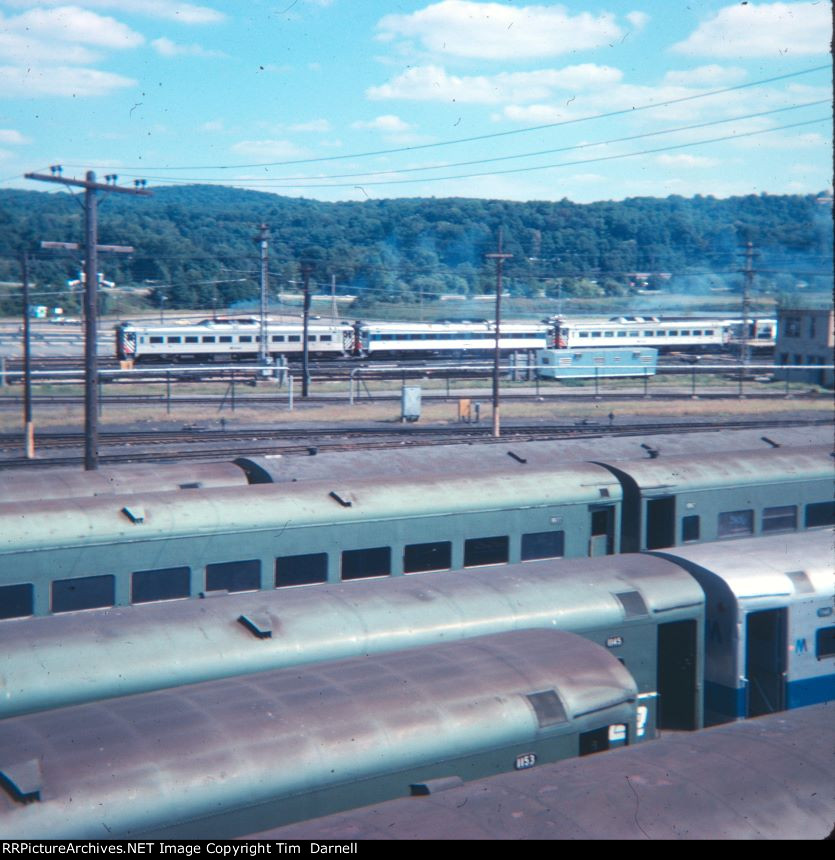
left=0, top=185, right=830, bottom=316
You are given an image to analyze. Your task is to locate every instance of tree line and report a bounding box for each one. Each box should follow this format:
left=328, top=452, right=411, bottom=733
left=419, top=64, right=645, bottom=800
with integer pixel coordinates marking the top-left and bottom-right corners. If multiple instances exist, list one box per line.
left=0, top=184, right=830, bottom=316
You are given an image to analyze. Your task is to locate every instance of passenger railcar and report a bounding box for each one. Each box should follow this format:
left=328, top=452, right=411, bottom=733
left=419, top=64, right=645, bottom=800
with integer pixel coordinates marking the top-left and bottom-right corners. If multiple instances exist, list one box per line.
left=354, top=320, right=551, bottom=357
left=0, top=552, right=705, bottom=736
left=1, top=446, right=832, bottom=621
left=0, top=629, right=639, bottom=839
left=261, top=703, right=835, bottom=841
left=651, top=533, right=835, bottom=723
left=115, top=317, right=352, bottom=362
left=597, top=445, right=834, bottom=552
left=550, top=315, right=729, bottom=352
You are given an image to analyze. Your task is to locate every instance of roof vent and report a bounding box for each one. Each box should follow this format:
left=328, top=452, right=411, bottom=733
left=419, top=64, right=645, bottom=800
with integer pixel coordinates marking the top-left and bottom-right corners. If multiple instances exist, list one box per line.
left=329, top=490, right=352, bottom=508
left=410, top=777, right=464, bottom=796
left=0, top=759, right=42, bottom=803
left=121, top=505, right=145, bottom=524
left=614, top=590, right=648, bottom=618
left=238, top=613, right=273, bottom=639
left=526, top=690, right=568, bottom=728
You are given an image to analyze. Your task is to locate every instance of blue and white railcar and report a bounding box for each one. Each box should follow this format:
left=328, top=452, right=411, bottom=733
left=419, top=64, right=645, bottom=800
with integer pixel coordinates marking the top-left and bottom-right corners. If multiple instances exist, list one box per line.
left=356, top=321, right=550, bottom=357
left=651, top=530, right=834, bottom=724
left=536, top=347, right=657, bottom=379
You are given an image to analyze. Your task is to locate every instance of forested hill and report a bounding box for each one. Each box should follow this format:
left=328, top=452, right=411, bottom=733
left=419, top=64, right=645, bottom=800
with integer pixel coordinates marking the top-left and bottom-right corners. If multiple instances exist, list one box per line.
left=0, top=185, right=831, bottom=313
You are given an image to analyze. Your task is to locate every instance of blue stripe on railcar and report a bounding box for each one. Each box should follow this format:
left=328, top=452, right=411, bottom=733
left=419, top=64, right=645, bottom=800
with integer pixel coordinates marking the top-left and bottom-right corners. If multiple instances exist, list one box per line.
left=787, top=674, right=835, bottom=709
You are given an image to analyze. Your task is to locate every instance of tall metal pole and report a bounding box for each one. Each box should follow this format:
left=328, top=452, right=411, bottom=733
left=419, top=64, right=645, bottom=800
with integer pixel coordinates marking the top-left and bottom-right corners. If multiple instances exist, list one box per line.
left=26, top=168, right=150, bottom=470
left=486, top=229, right=512, bottom=438
left=21, top=252, right=34, bottom=458
left=301, top=262, right=313, bottom=398
left=741, top=241, right=754, bottom=368
left=84, top=171, right=99, bottom=471
left=258, top=223, right=269, bottom=365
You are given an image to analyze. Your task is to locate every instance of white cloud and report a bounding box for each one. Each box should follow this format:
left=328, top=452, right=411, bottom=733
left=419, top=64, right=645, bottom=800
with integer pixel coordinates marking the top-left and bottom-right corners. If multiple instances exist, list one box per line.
left=368, top=63, right=622, bottom=104
left=663, top=65, right=747, bottom=86
left=625, top=11, right=649, bottom=31
left=0, top=63, right=136, bottom=97
left=201, top=119, right=224, bottom=131
left=0, top=31, right=101, bottom=64
left=376, top=1, right=622, bottom=60
left=2, top=6, right=144, bottom=49
left=0, top=128, right=29, bottom=144
left=352, top=115, right=413, bottom=133
left=230, top=139, right=308, bottom=159
left=151, top=36, right=223, bottom=56
left=672, top=2, right=830, bottom=57
left=2, top=1, right=224, bottom=25
left=656, top=154, right=720, bottom=168
left=290, top=119, right=332, bottom=133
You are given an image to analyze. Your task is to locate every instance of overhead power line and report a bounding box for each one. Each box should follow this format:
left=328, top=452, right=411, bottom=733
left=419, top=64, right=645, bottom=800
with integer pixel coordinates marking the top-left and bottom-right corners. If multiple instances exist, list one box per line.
left=60, top=64, right=830, bottom=172
left=127, top=100, right=830, bottom=185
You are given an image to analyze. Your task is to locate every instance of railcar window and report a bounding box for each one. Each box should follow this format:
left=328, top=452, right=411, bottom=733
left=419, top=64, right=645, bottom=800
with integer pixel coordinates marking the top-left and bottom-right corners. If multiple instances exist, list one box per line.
left=0, top=583, right=33, bottom=620
left=579, top=332, right=590, bottom=338
left=202, top=336, right=216, bottom=343
left=271, top=335, right=285, bottom=343
left=693, top=329, right=702, bottom=336
left=52, top=575, right=115, bottom=613
left=167, top=336, right=181, bottom=344
left=341, top=547, right=391, bottom=580
left=275, top=552, right=328, bottom=587
left=404, top=541, right=452, bottom=573
left=132, top=567, right=191, bottom=603
left=762, top=505, right=798, bottom=533
left=617, top=331, right=627, bottom=337
left=289, top=335, right=301, bottom=342
left=604, top=331, right=615, bottom=338
left=717, top=509, right=754, bottom=537
left=521, top=531, right=565, bottom=561
left=464, top=535, right=509, bottom=567
left=219, top=336, right=232, bottom=343
left=805, top=501, right=835, bottom=528
left=815, top=627, right=835, bottom=660
left=704, top=329, right=714, bottom=335
left=185, top=336, right=198, bottom=343
left=239, top=336, right=253, bottom=343
left=150, top=336, right=164, bottom=343
left=205, top=560, right=261, bottom=593
left=320, top=335, right=333, bottom=342
left=681, top=515, right=700, bottom=543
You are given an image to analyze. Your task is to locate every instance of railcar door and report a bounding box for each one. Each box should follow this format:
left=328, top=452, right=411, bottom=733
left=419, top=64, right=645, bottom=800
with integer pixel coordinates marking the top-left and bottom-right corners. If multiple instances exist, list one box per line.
left=645, top=496, right=676, bottom=549
left=745, top=608, right=787, bottom=717
left=657, top=620, right=699, bottom=730
left=588, top=504, right=615, bottom=556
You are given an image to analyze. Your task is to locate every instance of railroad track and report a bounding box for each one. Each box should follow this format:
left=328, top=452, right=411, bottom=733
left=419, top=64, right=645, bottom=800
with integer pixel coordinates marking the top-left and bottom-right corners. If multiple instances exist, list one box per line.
left=0, top=417, right=830, bottom=469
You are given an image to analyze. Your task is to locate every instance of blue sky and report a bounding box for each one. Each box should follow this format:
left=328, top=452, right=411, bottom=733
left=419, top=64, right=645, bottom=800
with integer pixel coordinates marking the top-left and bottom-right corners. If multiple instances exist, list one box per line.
left=0, top=1, right=831, bottom=202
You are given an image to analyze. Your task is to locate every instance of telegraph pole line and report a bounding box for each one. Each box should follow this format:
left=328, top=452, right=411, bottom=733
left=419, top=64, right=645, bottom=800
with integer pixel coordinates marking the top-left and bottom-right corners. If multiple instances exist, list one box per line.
left=485, top=229, right=512, bottom=438
left=256, top=223, right=270, bottom=365
left=20, top=252, right=34, bottom=459
left=300, top=261, right=314, bottom=398
left=26, top=168, right=150, bottom=470
left=739, top=241, right=757, bottom=368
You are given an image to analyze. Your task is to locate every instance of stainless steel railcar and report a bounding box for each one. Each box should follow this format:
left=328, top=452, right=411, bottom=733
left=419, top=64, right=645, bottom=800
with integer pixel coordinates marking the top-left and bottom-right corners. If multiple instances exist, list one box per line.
left=550, top=315, right=730, bottom=352
left=652, top=532, right=835, bottom=722
left=115, top=317, right=352, bottom=362
left=260, top=703, right=835, bottom=841
left=0, top=629, right=639, bottom=839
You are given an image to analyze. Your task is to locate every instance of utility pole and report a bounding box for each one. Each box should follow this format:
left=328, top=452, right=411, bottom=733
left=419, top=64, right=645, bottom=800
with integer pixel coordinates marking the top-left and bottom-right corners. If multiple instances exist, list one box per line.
left=20, top=252, right=34, bottom=459
left=331, top=273, right=338, bottom=321
left=740, top=241, right=756, bottom=368
left=256, top=223, right=269, bottom=365
left=26, top=168, right=150, bottom=470
left=485, top=229, right=512, bottom=438
left=300, top=261, right=314, bottom=398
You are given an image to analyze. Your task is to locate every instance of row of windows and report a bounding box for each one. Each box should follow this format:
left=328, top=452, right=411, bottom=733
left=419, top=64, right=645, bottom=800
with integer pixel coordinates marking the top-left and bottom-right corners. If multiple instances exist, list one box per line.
left=368, top=332, right=543, bottom=342
left=681, top=502, right=834, bottom=543
left=0, top=530, right=565, bottom=620
left=148, top=334, right=333, bottom=345
left=577, top=328, right=714, bottom=339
